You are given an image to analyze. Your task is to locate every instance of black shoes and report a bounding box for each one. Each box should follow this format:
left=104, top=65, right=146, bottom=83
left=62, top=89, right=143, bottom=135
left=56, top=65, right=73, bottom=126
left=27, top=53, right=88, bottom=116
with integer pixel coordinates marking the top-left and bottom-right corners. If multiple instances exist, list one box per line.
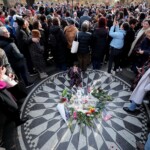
left=16, top=118, right=28, bottom=126
left=123, top=107, right=135, bottom=113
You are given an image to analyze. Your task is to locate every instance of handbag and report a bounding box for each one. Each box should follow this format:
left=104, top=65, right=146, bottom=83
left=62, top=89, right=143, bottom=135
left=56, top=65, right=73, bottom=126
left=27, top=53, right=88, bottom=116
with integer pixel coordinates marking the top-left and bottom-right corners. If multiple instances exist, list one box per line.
left=71, top=32, right=79, bottom=54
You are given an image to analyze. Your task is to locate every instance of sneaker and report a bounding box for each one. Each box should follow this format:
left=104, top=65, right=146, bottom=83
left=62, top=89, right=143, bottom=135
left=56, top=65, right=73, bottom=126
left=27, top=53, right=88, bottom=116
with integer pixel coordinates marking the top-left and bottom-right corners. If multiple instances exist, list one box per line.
left=111, top=70, right=116, bottom=75
left=39, top=72, right=48, bottom=79
left=116, top=69, right=119, bottom=72
left=26, top=82, right=34, bottom=88
left=119, top=67, right=122, bottom=72
left=123, top=107, right=135, bottom=113
left=30, top=72, right=38, bottom=77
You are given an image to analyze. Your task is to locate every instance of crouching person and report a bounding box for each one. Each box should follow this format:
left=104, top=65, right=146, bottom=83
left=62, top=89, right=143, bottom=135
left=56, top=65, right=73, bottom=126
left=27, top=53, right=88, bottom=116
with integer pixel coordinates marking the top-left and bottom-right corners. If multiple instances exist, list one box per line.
left=68, top=62, right=82, bottom=87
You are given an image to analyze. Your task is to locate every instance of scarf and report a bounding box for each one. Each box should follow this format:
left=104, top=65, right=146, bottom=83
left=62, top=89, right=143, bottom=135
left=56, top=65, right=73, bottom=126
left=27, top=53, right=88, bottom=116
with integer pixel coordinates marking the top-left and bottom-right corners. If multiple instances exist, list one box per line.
left=128, top=28, right=145, bottom=56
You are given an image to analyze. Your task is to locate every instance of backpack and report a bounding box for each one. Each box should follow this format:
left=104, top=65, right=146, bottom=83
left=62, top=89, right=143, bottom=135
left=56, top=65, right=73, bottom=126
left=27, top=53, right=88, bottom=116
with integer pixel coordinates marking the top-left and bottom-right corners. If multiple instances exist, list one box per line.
left=48, top=33, right=57, bottom=48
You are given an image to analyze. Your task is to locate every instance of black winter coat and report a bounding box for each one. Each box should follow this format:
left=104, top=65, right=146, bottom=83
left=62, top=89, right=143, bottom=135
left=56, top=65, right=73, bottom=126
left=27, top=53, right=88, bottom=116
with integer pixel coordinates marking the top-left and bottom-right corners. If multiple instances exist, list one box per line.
left=122, top=27, right=135, bottom=56
left=92, top=28, right=108, bottom=58
left=16, top=27, right=32, bottom=57
left=49, top=25, right=67, bottom=64
left=140, top=37, right=150, bottom=56
left=76, top=31, right=92, bottom=54
left=0, top=36, right=24, bottom=69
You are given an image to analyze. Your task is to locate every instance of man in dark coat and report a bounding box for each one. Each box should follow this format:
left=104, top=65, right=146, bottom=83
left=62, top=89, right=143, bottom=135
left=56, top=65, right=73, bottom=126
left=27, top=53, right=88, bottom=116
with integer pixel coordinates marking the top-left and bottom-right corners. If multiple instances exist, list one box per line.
left=49, top=17, right=67, bottom=71
left=121, top=18, right=137, bottom=67
left=0, top=26, right=33, bottom=88
left=16, top=18, right=38, bottom=75
left=79, top=10, right=91, bottom=29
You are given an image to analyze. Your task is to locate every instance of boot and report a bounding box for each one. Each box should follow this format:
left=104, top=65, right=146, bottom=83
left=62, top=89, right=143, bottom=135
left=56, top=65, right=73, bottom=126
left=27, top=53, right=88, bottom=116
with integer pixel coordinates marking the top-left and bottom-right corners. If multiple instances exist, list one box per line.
left=15, top=118, right=28, bottom=126
left=13, top=110, right=28, bottom=126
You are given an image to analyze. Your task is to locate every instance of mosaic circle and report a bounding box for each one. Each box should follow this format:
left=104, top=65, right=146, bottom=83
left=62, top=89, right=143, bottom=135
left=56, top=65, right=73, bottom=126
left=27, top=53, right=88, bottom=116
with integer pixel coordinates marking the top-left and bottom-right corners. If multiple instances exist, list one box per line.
left=18, top=70, right=148, bottom=150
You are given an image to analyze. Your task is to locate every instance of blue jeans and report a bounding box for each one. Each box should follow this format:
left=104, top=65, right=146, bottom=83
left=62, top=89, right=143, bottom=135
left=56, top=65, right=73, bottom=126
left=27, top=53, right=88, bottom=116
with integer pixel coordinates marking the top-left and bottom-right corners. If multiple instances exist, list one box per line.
left=145, top=133, right=150, bottom=150
left=128, top=101, right=137, bottom=111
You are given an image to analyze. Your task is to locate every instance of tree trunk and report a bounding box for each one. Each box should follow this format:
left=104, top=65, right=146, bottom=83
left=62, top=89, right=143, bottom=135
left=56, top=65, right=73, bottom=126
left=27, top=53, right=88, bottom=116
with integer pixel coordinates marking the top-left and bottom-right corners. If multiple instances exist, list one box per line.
left=120, top=0, right=126, bottom=3
left=66, top=0, right=69, bottom=4
left=3, top=0, right=11, bottom=8
left=26, top=0, right=35, bottom=7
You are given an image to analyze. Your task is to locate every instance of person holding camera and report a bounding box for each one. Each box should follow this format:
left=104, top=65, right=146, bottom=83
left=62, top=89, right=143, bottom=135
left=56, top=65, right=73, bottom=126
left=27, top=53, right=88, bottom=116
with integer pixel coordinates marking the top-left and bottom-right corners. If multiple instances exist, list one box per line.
left=107, top=18, right=129, bottom=74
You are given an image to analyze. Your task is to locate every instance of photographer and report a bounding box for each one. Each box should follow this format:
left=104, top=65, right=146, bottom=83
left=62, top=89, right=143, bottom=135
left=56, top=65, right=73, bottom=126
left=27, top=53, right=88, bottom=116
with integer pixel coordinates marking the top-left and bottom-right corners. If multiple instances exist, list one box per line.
left=107, top=18, right=129, bottom=74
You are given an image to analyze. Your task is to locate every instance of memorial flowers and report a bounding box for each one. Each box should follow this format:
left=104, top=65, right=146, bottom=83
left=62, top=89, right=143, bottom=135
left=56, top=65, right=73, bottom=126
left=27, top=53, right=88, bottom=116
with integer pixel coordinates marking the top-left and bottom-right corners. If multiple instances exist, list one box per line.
left=57, top=87, right=112, bottom=130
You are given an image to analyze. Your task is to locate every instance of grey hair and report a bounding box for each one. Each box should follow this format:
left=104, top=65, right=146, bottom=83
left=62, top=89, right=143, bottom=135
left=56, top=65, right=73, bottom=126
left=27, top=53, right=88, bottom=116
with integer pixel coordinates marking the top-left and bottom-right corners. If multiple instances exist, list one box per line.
left=0, top=26, right=7, bottom=36
left=81, top=21, right=89, bottom=32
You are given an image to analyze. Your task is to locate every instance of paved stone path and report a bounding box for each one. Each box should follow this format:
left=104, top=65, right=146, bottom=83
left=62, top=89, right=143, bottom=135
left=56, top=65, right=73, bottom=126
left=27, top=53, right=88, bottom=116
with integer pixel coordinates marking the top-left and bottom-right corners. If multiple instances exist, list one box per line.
left=17, top=70, right=148, bottom=150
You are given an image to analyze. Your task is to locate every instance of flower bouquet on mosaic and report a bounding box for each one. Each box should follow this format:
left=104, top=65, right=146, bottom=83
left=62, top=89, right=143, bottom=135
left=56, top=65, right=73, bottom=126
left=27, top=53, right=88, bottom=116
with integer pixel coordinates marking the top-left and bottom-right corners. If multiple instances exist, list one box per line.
left=56, top=87, right=113, bottom=130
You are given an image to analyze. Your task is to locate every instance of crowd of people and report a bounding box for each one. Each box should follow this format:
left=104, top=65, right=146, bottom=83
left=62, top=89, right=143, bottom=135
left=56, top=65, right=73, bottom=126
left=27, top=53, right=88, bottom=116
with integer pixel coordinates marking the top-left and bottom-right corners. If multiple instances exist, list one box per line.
left=0, top=0, right=149, bottom=149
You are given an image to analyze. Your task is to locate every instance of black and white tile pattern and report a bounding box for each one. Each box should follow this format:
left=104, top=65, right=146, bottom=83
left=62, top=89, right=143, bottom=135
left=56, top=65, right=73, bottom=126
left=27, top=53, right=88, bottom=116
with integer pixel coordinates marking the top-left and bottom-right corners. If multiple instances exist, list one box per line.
left=17, top=70, right=148, bottom=150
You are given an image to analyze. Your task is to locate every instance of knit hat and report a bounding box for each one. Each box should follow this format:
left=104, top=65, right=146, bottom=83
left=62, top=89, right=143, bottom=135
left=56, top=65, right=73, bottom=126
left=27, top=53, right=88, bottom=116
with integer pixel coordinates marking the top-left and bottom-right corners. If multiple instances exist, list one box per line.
left=16, top=17, right=24, bottom=26
left=32, top=30, right=41, bottom=38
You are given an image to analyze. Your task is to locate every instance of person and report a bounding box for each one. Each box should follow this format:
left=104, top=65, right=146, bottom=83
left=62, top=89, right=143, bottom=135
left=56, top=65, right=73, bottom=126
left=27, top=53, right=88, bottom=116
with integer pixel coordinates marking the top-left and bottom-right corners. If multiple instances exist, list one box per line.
left=136, top=133, right=150, bottom=150
left=121, top=18, right=137, bottom=68
left=64, top=18, right=78, bottom=67
left=0, top=65, right=27, bottom=149
left=68, top=62, right=82, bottom=87
left=79, top=10, right=91, bottom=28
left=123, top=68, right=150, bottom=112
left=29, top=30, right=48, bottom=79
left=4, top=18, right=15, bottom=39
left=128, top=19, right=150, bottom=57
left=32, top=20, right=48, bottom=63
left=77, top=21, right=92, bottom=72
left=0, top=48, right=14, bottom=80
left=0, top=26, right=33, bottom=88
left=49, top=17, right=67, bottom=71
left=128, top=19, right=150, bottom=73
left=73, top=11, right=80, bottom=24
left=107, top=20, right=129, bottom=74
left=134, top=28, right=150, bottom=68
left=92, top=17, right=108, bottom=69
left=16, top=17, right=39, bottom=75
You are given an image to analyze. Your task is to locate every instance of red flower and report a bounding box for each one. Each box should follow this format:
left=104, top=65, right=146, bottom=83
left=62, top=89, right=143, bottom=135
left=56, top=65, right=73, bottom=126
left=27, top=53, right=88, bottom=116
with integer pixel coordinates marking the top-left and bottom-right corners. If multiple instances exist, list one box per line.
left=73, top=111, right=77, bottom=119
left=84, top=100, right=88, bottom=103
left=86, top=111, right=91, bottom=115
left=61, top=97, right=67, bottom=102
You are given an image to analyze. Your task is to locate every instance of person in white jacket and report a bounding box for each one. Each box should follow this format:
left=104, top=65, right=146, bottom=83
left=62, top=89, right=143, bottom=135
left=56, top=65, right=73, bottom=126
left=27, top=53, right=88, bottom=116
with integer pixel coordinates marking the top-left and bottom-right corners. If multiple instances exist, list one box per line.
left=123, top=68, right=150, bottom=112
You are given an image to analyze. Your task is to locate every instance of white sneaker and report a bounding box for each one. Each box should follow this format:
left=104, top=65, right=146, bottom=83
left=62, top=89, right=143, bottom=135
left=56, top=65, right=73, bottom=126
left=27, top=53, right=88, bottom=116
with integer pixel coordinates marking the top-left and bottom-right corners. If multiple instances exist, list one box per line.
left=116, top=69, right=119, bottom=72
left=40, top=72, right=48, bottom=79
left=111, top=70, right=116, bottom=75
left=119, top=67, right=122, bottom=72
